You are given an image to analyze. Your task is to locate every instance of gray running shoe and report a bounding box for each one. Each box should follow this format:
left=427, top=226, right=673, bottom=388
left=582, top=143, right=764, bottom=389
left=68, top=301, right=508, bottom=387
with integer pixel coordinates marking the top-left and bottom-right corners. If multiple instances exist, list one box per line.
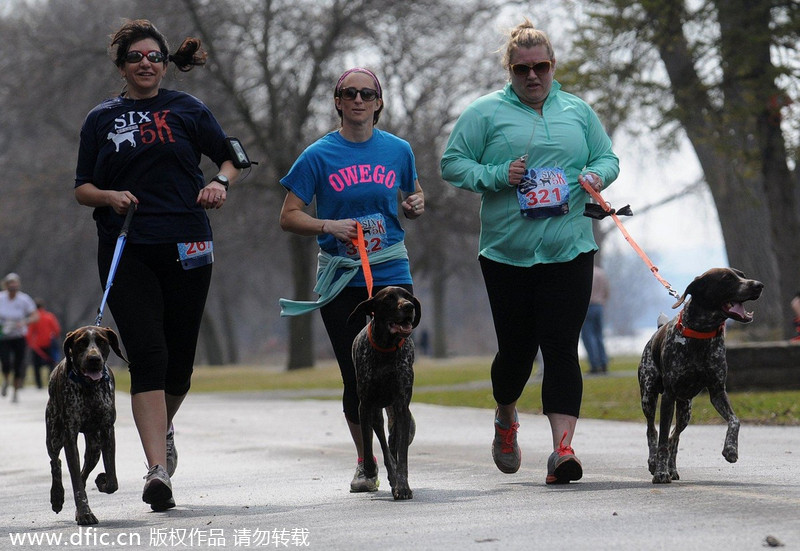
left=546, top=431, right=583, bottom=485
left=349, top=459, right=380, bottom=493
left=142, top=465, right=175, bottom=511
left=166, top=425, right=178, bottom=477
left=492, top=408, right=521, bottom=474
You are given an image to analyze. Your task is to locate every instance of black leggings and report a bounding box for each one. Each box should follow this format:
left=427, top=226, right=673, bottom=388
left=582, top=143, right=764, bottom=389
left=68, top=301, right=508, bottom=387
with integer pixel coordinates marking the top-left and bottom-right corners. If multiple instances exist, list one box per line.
left=320, top=284, right=413, bottom=424
left=0, top=337, right=27, bottom=380
left=479, top=253, right=594, bottom=418
left=98, top=242, right=211, bottom=396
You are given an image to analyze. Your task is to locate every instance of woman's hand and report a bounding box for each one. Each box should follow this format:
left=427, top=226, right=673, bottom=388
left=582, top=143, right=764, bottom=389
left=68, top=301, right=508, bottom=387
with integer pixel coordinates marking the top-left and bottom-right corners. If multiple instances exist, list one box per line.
left=579, top=172, right=604, bottom=193
left=321, top=218, right=358, bottom=241
left=401, top=193, right=425, bottom=219
left=508, top=157, right=527, bottom=187
left=197, top=182, right=227, bottom=209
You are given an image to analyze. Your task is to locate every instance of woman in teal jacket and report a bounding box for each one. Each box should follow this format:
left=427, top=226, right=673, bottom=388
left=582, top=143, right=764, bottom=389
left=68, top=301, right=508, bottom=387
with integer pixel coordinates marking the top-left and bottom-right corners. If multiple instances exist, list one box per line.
left=441, top=18, right=619, bottom=485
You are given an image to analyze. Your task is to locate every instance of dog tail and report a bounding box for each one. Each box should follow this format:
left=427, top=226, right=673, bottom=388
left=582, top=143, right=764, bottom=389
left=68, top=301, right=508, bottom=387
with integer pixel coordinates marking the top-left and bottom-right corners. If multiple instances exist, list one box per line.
left=657, top=312, right=670, bottom=328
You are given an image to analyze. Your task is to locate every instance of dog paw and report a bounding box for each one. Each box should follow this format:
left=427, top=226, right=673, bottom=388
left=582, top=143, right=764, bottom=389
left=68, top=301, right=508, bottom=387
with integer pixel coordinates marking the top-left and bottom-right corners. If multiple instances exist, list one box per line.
left=670, top=470, right=680, bottom=481
left=722, top=447, right=738, bottom=463
left=50, top=489, right=64, bottom=513
left=652, top=472, right=672, bottom=484
left=76, top=510, right=98, bottom=526
left=95, top=473, right=118, bottom=494
left=393, top=486, right=413, bottom=500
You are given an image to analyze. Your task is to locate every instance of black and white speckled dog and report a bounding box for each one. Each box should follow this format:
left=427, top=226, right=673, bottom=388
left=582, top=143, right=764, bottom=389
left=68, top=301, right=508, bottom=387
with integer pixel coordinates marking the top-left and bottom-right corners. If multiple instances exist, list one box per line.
left=349, top=286, right=421, bottom=500
left=46, top=326, right=127, bottom=525
left=638, top=268, right=763, bottom=484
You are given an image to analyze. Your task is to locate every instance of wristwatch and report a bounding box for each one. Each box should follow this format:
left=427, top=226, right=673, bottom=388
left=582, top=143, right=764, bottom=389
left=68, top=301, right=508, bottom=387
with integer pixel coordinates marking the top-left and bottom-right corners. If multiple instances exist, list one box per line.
left=211, top=174, right=229, bottom=191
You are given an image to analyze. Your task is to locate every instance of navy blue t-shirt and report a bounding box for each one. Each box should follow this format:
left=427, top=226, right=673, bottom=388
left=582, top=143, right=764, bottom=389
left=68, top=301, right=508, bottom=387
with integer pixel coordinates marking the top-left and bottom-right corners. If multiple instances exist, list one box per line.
left=75, top=89, right=230, bottom=245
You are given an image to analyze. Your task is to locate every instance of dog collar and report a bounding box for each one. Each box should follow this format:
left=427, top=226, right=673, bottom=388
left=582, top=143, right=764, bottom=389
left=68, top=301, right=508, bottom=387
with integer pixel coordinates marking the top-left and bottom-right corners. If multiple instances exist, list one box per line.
left=676, top=310, right=725, bottom=339
left=367, top=323, right=405, bottom=353
left=68, top=365, right=111, bottom=387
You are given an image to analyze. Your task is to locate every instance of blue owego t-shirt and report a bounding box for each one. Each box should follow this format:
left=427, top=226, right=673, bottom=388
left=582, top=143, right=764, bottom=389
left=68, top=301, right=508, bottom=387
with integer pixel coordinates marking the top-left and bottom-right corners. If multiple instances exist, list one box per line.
left=75, top=89, right=230, bottom=245
left=280, top=129, right=418, bottom=287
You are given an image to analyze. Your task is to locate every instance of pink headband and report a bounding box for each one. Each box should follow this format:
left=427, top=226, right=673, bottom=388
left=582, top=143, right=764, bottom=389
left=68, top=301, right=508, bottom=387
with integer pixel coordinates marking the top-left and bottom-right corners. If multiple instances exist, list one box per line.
left=335, top=67, right=382, bottom=98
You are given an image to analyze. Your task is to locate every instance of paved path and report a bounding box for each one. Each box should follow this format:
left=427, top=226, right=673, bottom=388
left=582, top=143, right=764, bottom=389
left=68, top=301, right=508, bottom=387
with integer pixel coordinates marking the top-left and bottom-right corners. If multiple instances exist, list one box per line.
left=1, top=388, right=798, bottom=550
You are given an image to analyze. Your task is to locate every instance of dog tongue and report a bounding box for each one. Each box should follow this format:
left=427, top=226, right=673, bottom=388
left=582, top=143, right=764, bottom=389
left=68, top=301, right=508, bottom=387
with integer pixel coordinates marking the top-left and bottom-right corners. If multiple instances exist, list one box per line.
left=724, top=302, right=751, bottom=320
left=85, top=370, right=104, bottom=381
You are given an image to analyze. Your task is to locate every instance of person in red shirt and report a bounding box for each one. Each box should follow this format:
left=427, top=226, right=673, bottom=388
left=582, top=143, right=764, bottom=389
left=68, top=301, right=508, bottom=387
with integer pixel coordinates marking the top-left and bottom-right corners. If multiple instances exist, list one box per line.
left=25, top=298, right=62, bottom=389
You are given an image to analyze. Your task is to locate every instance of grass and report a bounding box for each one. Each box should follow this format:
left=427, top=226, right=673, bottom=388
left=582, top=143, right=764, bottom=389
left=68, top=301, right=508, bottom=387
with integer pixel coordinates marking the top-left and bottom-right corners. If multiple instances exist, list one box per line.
left=103, top=355, right=799, bottom=426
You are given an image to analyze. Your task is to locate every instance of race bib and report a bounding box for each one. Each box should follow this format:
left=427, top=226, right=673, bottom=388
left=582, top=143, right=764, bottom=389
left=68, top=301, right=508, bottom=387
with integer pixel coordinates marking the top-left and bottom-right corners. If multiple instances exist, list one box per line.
left=178, top=241, right=214, bottom=270
left=338, top=214, right=387, bottom=257
left=516, top=166, right=569, bottom=219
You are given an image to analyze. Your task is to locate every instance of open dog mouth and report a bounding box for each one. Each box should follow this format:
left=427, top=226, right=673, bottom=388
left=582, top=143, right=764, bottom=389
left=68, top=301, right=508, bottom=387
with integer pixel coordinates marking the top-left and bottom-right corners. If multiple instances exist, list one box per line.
left=389, top=320, right=414, bottom=337
left=81, top=368, right=105, bottom=382
left=723, top=301, right=754, bottom=323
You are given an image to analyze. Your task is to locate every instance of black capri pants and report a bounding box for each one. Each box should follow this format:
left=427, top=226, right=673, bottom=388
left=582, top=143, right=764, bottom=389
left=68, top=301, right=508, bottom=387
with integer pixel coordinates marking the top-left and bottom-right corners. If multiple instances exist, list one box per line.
left=479, top=252, right=594, bottom=418
left=320, top=283, right=413, bottom=425
left=98, top=242, right=212, bottom=396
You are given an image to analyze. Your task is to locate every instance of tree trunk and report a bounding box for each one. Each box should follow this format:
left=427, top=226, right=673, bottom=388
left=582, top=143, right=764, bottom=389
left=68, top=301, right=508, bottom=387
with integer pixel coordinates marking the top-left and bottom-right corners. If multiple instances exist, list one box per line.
left=286, top=233, right=317, bottom=369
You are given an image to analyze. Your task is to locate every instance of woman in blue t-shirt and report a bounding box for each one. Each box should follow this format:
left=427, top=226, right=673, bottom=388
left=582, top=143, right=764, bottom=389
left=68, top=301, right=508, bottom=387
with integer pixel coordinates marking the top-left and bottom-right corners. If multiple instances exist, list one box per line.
left=279, top=67, right=424, bottom=493
left=74, top=19, right=240, bottom=513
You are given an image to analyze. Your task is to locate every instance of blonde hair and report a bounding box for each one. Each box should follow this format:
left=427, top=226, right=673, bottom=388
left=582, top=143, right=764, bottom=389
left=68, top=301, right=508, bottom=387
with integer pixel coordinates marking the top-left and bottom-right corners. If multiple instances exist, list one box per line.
left=501, top=18, right=554, bottom=69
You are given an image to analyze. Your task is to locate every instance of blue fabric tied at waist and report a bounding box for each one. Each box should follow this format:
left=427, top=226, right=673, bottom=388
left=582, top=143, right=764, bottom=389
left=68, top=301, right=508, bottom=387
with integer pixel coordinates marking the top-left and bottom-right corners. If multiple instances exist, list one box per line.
left=279, top=241, right=408, bottom=317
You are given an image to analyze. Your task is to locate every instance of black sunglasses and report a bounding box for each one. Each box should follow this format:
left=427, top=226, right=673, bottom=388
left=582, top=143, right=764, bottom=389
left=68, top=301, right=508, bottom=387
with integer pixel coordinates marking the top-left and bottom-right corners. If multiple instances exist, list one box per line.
left=125, top=49, right=166, bottom=64
left=338, top=87, right=379, bottom=101
left=510, top=60, right=552, bottom=77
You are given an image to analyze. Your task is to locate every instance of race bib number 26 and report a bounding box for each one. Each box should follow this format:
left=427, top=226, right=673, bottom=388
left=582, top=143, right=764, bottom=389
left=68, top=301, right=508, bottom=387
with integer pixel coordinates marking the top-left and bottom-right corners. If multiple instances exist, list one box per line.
left=178, top=241, right=214, bottom=270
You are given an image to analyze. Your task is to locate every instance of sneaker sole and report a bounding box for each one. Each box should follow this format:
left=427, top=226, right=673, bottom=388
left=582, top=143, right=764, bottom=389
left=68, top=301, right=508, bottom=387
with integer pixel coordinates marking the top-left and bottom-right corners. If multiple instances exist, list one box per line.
left=142, top=479, right=173, bottom=505
left=350, top=479, right=380, bottom=493
left=150, top=497, right=176, bottom=512
left=492, top=446, right=522, bottom=474
left=546, top=457, right=583, bottom=484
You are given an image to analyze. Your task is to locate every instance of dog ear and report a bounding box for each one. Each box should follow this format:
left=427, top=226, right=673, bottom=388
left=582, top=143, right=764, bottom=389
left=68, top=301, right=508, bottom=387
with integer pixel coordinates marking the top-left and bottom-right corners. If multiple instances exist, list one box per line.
left=63, top=330, right=77, bottom=371
left=347, top=298, right=375, bottom=325
left=671, top=291, right=688, bottom=309
left=101, top=327, right=128, bottom=364
left=411, top=296, right=421, bottom=328
left=674, top=274, right=707, bottom=309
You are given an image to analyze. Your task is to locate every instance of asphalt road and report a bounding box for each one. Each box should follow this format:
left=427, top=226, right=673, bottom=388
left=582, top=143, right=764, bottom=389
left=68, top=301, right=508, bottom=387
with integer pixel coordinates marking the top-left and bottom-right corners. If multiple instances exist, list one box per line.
left=1, top=387, right=798, bottom=550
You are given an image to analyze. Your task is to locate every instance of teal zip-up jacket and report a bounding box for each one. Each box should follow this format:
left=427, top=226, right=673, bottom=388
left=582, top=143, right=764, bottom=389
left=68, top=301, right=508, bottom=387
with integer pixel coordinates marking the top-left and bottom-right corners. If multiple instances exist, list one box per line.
left=441, top=81, right=620, bottom=267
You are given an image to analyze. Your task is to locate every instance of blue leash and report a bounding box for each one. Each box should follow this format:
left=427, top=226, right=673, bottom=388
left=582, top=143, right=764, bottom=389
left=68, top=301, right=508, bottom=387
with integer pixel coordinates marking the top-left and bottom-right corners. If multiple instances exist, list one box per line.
left=95, top=205, right=136, bottom=326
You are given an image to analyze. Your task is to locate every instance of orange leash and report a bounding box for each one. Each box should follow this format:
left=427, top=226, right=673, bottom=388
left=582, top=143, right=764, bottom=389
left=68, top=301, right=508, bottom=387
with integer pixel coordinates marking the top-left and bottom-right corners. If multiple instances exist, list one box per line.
left=351, top=221, right=374, bottom=298
left=580, top=179, right=680, bottom=300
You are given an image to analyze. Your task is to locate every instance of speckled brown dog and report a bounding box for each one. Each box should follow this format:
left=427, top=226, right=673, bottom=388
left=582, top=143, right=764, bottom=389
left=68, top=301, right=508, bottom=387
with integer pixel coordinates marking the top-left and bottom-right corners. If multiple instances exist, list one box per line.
left=638, top=268, right=763, bottom=484
left=349, top=287, right=420, bottom=500
left=46, top=326, right=126, bottom=525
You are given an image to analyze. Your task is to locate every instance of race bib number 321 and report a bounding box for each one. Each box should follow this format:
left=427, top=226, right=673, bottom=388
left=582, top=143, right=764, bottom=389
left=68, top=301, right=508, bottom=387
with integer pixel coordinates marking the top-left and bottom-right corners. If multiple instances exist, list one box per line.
left=516, top=166, right=569, bottom=219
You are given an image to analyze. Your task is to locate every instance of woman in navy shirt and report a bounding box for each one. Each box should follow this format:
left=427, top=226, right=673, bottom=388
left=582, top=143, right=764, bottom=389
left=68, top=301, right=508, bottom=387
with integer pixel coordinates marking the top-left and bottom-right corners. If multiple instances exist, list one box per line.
left=75, top=19, right=240, bottom=513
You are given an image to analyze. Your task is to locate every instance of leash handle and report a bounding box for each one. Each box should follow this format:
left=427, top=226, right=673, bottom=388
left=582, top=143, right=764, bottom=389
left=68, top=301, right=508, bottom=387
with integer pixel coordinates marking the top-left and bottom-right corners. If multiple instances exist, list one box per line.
left=579, top=178, right=680, bottom=300
left=351, top=221, right=374, bottom=298
left=120, top=202, right=136, bottom=237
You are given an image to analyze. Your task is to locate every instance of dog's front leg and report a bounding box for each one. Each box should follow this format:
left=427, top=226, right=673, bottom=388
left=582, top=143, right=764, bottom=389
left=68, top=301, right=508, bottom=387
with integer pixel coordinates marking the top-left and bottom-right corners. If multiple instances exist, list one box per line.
left=63, top=438, right=98, bottom=525
left=95, top=427, right=118, bottom=494
left=390, top=403, right=413, bottom=500
left=373, top=409, right=396, bottom=489
left=652, top=394, right=676, bottom=484
left=709, top=387, right=739, bottom=463
left=46, top=417, right=65, bottom=514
